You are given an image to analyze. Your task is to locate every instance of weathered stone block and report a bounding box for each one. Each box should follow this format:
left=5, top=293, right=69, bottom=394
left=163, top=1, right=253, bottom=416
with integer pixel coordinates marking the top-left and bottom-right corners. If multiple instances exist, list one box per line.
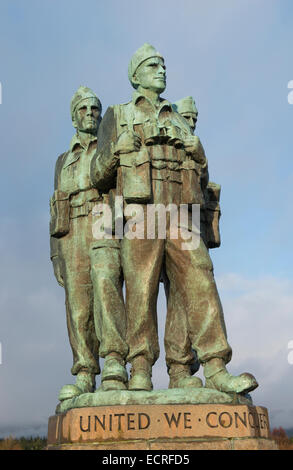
left=48, top=402, right=275, bottom=450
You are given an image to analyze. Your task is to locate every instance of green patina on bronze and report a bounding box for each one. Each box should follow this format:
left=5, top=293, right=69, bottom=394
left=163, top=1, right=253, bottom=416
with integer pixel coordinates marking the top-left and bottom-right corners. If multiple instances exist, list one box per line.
left=50, top=86, right=128, bottom=401
left=50, top=44, right=258, bottom=406
left=56, top=389, right=253, bottom=415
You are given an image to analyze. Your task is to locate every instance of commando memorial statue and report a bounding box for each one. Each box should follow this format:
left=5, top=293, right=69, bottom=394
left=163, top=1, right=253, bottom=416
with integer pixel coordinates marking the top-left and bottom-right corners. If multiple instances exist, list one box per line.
left=47, top=44, right=279, bottom=451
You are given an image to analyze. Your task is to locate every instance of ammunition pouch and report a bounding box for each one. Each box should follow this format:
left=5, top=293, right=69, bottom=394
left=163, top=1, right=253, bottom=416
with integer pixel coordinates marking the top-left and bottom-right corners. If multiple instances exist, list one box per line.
left=204, top=183, right=221, bottom=249
left=50, top=190, right=70, bottom=238
left=180, top=160, right=205, bottom=206
left=120, top=147, right=151, bottom=203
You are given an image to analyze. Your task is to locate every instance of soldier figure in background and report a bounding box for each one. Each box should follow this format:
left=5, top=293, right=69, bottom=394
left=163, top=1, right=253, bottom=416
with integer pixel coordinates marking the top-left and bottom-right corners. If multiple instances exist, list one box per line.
left=163, top=96, right=222, bottom=383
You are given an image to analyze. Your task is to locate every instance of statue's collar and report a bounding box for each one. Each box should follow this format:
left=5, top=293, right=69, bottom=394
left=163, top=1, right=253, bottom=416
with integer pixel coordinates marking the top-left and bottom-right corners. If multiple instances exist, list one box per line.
left=69, top=133, right=97, bottom=152
left=63, top=133, right=97, bottom=168
left=132, top=91, right=172, bottom=112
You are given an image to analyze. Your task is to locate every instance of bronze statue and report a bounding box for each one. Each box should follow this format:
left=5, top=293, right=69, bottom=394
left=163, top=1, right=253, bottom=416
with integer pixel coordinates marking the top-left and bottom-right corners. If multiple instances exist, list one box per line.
left=50, top=87, right=128, bottom=400
left=90, top=44, right=258, bottom=395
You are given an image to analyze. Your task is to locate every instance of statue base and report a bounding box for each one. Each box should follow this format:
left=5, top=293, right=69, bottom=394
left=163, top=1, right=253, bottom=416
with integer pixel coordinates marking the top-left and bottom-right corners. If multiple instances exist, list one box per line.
left=47, top=389, right=278, bottom=450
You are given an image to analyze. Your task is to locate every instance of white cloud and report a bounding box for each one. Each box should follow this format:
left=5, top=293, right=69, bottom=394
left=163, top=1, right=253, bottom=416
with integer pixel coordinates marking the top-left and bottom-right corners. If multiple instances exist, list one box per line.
left=215, top=273, right=293, bottom=428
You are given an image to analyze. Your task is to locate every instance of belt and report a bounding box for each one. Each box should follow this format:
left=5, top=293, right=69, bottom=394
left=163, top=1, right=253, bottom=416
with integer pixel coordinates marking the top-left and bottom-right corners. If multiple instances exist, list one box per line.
left=152, top=168, right=182, bottom=183
left=70, top=200, right=98, bottom=219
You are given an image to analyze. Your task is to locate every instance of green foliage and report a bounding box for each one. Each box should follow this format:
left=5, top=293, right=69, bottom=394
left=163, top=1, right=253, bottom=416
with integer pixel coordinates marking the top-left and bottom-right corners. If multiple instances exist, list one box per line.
left=0, top=436, right=47, bottom=450
left=0, top=436, right=22, bottom=450
left=18, top=436, right=47, bottom=450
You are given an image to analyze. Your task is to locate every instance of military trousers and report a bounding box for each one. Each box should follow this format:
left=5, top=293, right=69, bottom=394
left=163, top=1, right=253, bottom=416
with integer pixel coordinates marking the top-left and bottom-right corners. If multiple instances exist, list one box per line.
left=121, top=233, right=232, bottom=367
left=161, top=271, right=199, bottom=372
left=90, top=239, right=128, bottom=359
left=59, top=214, right=100, bottom=376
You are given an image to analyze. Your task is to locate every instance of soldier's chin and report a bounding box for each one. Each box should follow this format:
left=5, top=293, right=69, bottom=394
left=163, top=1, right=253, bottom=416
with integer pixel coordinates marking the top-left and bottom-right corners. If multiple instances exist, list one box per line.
left=152, top=82, right=166, bottom=94
left=80, top=126, right=97, bottom=134
left=84, top=124, right=97, bottom=133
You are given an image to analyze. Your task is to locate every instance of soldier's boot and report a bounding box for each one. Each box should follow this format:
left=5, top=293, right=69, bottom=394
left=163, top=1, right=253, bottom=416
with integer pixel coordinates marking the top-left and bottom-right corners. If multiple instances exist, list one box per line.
left=168, top=364, right=203, bottom=389
left=203, top=358, right=258, bottom=394
left=128, top=355, right=153, bottom=391
left=101, top=352, right=128, bottom=391
left=58, top=369, right=96, bottom=401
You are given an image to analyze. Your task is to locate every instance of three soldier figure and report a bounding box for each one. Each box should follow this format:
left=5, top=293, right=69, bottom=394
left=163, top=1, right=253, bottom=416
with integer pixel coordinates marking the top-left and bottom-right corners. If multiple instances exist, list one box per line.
left=50, top=44, right=258, bottom=400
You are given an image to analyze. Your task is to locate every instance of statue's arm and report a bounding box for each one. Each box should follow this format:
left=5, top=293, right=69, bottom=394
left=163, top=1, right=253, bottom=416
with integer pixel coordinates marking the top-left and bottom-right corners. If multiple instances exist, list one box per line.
left=49, top=153, right=66, bottom=288
left=90, top=106, right=119, bottom=192
left=50, top=236, right=64, bottom=287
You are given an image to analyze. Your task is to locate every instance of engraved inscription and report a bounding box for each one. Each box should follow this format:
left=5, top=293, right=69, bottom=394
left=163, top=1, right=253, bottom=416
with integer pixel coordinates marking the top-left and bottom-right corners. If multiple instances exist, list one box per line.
left=80, top=412, right=151, bottom=433
left=163, top=412, right=192, bottom=429
left=75, top=406, right=269, bottom=439
left=206, top=410, right=268, bottom=429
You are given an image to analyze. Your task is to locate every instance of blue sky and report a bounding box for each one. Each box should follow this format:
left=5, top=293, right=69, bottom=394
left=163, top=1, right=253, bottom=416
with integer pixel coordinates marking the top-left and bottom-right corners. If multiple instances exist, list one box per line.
left=0, top=0, right=293, bottom=437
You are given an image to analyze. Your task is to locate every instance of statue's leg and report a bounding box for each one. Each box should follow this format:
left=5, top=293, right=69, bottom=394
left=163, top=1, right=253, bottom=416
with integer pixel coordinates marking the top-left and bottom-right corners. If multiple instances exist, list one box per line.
left=164, top=272, right=202, bottom=389
left=90, top=240, right=128, bottom=391
left=121, top=237, right=164, bottom=391
left=166, top=236, right=230, bottom=363
left=165, top=236, right=258, bottom=394
left=58, top=217, right=100, bottom=399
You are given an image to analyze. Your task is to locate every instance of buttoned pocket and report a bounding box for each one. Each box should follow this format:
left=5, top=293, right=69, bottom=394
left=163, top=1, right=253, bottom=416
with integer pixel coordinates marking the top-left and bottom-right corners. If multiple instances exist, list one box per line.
left=50, top=190, right=70, bottom=237
left=180, top=160, right=205, bottom=206
left=120, top=147, right=151, bottom=203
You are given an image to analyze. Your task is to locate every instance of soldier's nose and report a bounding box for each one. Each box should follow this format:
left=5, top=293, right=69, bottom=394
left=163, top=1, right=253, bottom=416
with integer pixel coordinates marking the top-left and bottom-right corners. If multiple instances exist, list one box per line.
left=158, top=65, right=166, bottom=75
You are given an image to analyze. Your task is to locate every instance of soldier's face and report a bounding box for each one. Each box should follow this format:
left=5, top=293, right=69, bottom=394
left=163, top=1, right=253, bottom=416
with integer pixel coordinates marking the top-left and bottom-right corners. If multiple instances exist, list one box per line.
left=73, top=98, right=101, bottom=134
left=181, top=113, right=197, bottom=133
left=134, top=57, right=166, bottom=94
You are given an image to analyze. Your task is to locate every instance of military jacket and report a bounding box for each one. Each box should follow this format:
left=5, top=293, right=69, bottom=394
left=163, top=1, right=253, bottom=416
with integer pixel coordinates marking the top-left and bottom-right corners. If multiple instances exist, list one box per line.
left=91, top=92, right=207, bottom=207
left=50, top=134, right=100, bottom=254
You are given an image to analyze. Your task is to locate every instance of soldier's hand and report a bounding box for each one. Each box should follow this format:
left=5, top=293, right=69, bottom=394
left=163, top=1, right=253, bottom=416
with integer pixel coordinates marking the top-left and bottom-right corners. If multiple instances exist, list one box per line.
left=115, top=130, right=141, bottom=155
left=184, top=135, right=206, bottom=164
left=52, top=257, right=64, bottom=288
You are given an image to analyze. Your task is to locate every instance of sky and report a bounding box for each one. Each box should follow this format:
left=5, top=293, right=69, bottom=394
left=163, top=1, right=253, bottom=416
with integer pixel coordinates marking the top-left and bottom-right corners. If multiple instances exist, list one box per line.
left=0, top=0, right=293, bottom=438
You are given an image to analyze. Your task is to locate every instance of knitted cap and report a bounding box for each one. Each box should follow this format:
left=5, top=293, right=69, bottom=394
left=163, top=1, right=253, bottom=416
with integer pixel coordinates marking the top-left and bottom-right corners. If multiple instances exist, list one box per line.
left=70, top=86, right=101, bottom=119
left=128, top=43, right=164, bottom=82
left=174, top=96, right=198, bottom=116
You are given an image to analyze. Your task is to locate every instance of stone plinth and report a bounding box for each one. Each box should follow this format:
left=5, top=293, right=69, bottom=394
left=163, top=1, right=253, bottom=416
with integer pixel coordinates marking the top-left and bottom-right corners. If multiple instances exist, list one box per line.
left=47, top=390, right=278, bottom=450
